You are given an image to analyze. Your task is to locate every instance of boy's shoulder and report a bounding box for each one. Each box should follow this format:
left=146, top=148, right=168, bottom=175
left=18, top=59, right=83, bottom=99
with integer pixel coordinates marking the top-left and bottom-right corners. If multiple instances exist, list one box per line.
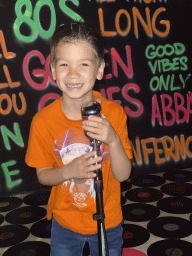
left=99, top=93, right=124, bottom=116
left=33, top=97, right=62, bottom=122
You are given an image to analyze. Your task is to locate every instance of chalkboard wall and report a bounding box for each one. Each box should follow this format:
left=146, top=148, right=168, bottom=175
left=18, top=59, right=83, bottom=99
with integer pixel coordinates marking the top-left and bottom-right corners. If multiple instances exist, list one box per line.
left=0, top=0, right=192, bottom=196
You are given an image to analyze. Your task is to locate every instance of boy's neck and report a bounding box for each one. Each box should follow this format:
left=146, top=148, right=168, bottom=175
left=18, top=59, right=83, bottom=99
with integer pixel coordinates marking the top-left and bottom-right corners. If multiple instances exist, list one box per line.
left=61, top=94, right=100, bottom=121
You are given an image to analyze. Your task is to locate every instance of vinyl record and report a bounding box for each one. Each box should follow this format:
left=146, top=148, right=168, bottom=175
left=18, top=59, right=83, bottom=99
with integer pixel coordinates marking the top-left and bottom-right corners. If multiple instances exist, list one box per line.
left=0, top=197, right=22, bottom=213
left=3, top=241, right=50, bottom=256
left=130, top=174, right=166, bottom=188
left=5, top=206, right=46, bottom=225
left=122, top=248, right=147, bottom=256
left=0, top=225, right=29, bottom=248
left=157, top=196, right=192, bottom=214
left=125, top=188, right=163, bottom=202
left=122, top=224, right=150, bottom=248
left=147, top=216, right=192, bottom=238
left=163, top=170, right=192, bottom=182
left=147, top=239, right=192, bottom=256
left=121, top=195, right=127, bottom=206
left=121, top=181, right=132, bottom=192
left=122, top=203, right=160, bottom=222
left=23, top=191, right=51, bottom=206
left=161, top=182, right=192, bottom=196
left=30, top=218, right=52, bottom=238
left=0, top=214, right=4, bottom=225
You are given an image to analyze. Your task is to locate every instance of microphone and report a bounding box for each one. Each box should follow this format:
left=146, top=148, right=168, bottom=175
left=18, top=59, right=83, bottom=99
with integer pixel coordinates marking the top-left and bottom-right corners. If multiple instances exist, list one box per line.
left=81, top=101, right=102, bottom=182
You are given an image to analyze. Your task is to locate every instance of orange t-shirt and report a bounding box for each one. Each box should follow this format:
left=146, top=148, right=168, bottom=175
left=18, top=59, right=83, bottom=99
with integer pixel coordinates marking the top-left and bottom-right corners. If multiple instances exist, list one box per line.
left=25, top=91, right=133, bottom=235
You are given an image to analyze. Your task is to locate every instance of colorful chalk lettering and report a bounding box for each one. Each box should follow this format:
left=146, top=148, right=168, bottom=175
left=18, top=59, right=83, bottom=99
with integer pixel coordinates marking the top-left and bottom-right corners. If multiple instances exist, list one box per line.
left=59, top=0, right=84, bottom=21
left=1, top=160, right=22, bottom=189
left=23, top=50, right=55, bottom=90
left=0, top=93, right=27, bottom=115
left=13, top=0, right=83, bottom=43
left=132, top=134, right=192, bottom=166
left=0, top=123, right=24, bottom=150
left=149, top=73, right=190, bottom=92
left=0, top=30, right=16, bottom=59
left=0, top=65, right=20, bottom=89
left=98, top=7, right=170, bottom=38
left=151, top=92, right=192, bottom=127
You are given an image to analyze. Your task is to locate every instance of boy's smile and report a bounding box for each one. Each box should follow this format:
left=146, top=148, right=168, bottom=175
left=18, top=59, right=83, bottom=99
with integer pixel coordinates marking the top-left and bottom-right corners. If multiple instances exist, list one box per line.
left=51, top=40, right=105, bottom=103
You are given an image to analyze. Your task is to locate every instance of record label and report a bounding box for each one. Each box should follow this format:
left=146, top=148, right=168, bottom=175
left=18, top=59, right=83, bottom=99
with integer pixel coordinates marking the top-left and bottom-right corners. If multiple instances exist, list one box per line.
left=163, top=170, right=192, bottom=182
left=122, top=224, right=150, bottom=248
left=161, top=182, right=192, bottom=196
left=5, top=206, right=46, bottom=224
left=0, top=197, right=22, bottom=213
left=147, top=239, right=192, bottom=256
left=23, top=191, right=51, bottom=206
left=0, top=225, right=29, bottom=248
left=147, top=217, right=192, bottom=238
left=130, top=174, right=166, bottom=187
left=3, top=241, right=50, bottom=256
left=123, top=203, right=160, bottom=222
left=30, top=218, right=52, bottom=238
left=125, top=188, right=163, bottom=202
left=157, top=196, right=192, bottom=214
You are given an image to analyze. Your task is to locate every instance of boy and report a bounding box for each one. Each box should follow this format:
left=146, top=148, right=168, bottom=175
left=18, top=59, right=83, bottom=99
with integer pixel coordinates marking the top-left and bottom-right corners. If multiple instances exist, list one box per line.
left=25, top=22, right=133, bottom=256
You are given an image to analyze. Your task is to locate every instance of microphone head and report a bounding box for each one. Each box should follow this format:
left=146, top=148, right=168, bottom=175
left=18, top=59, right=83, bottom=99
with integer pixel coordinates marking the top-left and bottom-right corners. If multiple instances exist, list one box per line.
left=81, top=101, right=101, bottom=118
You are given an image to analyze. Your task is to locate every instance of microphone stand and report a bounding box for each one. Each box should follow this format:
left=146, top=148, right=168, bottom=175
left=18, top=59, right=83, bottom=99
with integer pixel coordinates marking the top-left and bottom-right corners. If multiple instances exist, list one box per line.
left=89, top=138, right=109, bottom=256
left=81, top=101, right=109, bottom=256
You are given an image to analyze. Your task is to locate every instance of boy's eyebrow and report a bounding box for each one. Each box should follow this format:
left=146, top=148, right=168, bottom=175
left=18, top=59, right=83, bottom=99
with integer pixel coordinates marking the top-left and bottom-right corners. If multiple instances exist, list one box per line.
left=56, top=58, right=96, bottom=63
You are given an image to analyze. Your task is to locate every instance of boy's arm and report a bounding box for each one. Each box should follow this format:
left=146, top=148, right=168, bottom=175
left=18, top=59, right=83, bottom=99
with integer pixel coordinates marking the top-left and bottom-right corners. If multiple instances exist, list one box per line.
left=82, top=112, right=132, bottom=182
left=107, top=135, right=132, bottom=182
left=35, top=151, right=102, bottom=186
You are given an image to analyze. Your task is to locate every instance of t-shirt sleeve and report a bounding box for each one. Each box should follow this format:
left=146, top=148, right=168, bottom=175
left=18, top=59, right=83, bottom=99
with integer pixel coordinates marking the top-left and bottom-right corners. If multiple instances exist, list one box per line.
left=25, top=118, right=55, bottom=168
left=115, top=106, right=133, bottom=161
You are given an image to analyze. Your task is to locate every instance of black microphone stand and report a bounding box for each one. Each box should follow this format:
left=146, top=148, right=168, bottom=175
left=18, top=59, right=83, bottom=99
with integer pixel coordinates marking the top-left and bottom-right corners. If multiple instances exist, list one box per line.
left=81, top=102, right=109, bottom=256
left=90, top=138, right=109, bottom=256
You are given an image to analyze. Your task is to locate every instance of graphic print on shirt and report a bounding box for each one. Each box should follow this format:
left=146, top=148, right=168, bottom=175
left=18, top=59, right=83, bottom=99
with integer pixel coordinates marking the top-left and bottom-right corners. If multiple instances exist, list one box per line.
left=54, top=129, right=110, bottom=208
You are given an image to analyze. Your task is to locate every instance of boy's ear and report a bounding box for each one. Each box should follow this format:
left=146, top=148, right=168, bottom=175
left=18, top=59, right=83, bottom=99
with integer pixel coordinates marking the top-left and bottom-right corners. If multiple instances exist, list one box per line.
left=97, top=61, right=105, bottom=80
left=50, top=64, right=56, bottom=80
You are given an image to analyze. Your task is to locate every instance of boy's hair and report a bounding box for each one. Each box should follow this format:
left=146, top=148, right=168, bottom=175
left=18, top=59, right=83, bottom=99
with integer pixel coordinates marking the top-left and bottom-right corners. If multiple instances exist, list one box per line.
left=50, top=22, right=105, bottom=65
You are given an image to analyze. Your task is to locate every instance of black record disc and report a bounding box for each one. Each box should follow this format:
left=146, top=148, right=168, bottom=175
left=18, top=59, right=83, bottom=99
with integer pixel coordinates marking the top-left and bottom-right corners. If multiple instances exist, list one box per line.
left=157, top=196, right=192, bottom=214
left=123, top=203, right=160, bottom=222
left=147, top=239, right=192, bottom=256
left=122, top=224, right=150, bottom=248
left=163, top=169, right=192, bottom=182
left=121, top=195, right=127, bottom=206
left=23, top=191, right=51, bottom=206
left=125, top=188, right=163, bottom=202
left=3, top=241, right=50, bottom=256
left=0, top=197, right=22, bottom=213
left=5, top=206, right=46, bottom=224
left=161, top=182, right=192, bottom=196
left=0, top=225, right=29, bottom=248
left=147, top=216, right=192, bottom=238
left=130, top=174, right=166, bottom=188
left=30, top=218, right=52, bottom=238
left=121, top=181, right=132, bottom=192
left=0, top=214, right=4, bottom=225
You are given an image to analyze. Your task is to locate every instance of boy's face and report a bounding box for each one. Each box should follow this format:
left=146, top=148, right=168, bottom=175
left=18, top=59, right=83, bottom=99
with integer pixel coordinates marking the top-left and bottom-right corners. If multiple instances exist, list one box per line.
left=51, top=40, right=105, bottom=102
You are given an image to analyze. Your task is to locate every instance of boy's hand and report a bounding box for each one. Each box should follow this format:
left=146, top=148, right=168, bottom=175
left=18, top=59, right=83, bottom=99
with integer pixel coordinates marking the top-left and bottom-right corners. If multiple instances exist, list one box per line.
left=82, top=113, right=118, bottom=146
left=65, top=151, right=102, bottom=180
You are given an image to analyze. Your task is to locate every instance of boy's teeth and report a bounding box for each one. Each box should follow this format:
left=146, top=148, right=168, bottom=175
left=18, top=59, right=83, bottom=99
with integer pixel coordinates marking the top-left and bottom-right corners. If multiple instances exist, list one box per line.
left=67, top=84, right=82, bottom=88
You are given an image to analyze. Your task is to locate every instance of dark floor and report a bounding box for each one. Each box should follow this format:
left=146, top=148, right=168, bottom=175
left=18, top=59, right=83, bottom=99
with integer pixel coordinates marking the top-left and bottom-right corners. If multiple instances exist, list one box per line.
left=1, top=168, right=192, bottom=256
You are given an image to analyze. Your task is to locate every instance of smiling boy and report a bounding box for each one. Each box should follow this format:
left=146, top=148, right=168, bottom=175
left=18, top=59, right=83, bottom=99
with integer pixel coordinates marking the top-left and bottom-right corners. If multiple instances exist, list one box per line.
left=25, top=22, right=133, bottom=256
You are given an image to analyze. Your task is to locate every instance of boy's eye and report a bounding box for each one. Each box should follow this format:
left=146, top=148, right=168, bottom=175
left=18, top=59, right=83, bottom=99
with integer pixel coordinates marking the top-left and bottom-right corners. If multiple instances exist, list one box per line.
left=81, top=63, right=89, bottom=66
left=60, top=63, right=67, bottom=66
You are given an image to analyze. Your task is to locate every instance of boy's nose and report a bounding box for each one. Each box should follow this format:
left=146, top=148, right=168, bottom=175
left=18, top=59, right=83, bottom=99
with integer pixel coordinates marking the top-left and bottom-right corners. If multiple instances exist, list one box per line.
left=67, top=68, right=80, bottom=78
